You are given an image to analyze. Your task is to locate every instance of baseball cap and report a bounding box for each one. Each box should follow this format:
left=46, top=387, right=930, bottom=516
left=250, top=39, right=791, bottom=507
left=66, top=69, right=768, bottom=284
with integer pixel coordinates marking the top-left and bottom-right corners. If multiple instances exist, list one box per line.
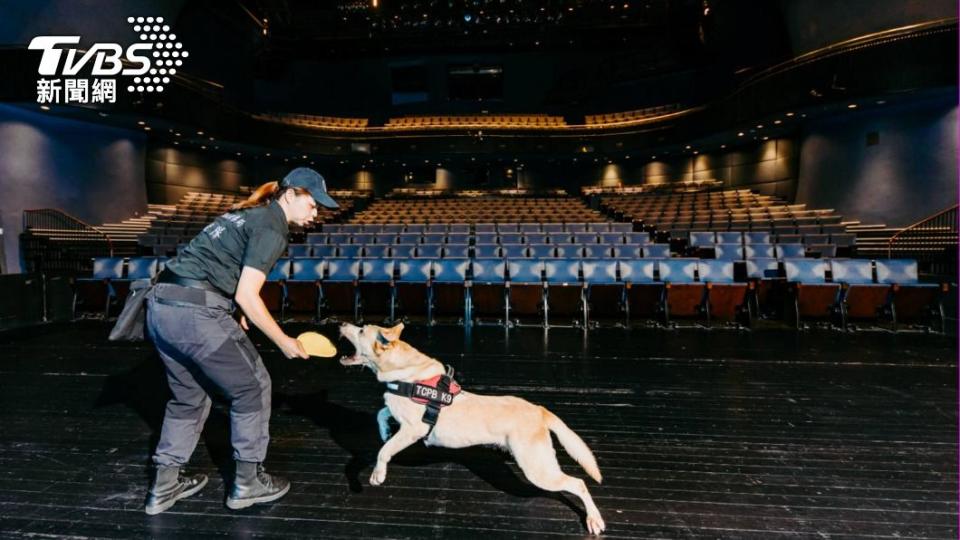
left=280, top=167, right=339, bottom=208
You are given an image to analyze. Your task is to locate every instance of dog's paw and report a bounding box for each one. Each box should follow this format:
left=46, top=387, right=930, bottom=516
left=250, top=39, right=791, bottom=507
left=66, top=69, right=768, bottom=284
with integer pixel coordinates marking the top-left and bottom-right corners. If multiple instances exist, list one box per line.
left=369, top=466, right=387, bottom=486
left=586, top=514, right=605, bottom=535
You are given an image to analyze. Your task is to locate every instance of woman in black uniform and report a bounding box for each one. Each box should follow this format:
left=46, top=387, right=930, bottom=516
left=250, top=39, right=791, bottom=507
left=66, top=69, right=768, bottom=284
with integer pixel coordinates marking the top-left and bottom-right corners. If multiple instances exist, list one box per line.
left=143, top=167, right=338, bottom=515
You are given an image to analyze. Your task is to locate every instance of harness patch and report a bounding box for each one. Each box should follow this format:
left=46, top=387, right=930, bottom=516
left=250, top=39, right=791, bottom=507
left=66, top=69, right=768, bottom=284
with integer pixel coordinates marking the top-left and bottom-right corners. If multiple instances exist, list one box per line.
left=384, top=365, right=461, bottom=435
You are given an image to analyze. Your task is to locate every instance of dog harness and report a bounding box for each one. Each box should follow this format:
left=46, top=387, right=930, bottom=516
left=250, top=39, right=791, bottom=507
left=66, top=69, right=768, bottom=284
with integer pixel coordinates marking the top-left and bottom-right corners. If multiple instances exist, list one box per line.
left=384, top=364, right=461, bottom=434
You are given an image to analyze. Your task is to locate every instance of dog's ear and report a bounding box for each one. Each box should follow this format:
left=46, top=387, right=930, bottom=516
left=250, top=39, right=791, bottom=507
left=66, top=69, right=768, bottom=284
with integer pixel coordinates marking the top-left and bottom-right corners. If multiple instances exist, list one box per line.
left=373, top=323, right=403, bottom=355
left=378, top=323, right=404, bottom=344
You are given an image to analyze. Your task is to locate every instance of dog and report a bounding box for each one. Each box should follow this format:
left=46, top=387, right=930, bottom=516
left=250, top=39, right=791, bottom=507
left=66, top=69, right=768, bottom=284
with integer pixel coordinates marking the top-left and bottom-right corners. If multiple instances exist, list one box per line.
left=338, top=322, right=606, bottom=535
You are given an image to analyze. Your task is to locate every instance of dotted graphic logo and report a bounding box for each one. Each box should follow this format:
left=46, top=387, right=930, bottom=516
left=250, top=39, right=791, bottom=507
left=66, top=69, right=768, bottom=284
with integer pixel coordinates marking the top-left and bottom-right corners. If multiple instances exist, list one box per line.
left=29, top=16, right=189, bottom=104
left=125, top=16, right=189, bottom=93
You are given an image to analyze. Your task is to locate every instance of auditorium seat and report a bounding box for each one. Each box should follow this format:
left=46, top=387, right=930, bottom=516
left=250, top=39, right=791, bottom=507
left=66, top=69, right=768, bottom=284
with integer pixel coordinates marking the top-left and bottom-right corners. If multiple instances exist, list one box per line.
left=357, top=259, right=395, bottom=323
left=507, top=259, right=545, bottom=325
left=393, top=259, right=433, bottom=322
left=620, top=259, right=662, bottom=323
left=261, top=258, right=291, bottom=321
left=875, top=259, right=946, bottom=332
left=698, top=259, right=749, bottom=324
left=659, top=259, right=706, bottom=324
left=75, top=256, right=126, bottom=317
left=470, top=258, right=508, bottom=325
left=288, top=258, right=325, bottom=320
left=544, top=259, right=585, bottom=327
left=322, top=258, right=361, bottom=322
left=784, top=259, right=841, bottom=328
left=431, top=258, right=471, bottom=324
left=583, top=259, right=624, bottom=324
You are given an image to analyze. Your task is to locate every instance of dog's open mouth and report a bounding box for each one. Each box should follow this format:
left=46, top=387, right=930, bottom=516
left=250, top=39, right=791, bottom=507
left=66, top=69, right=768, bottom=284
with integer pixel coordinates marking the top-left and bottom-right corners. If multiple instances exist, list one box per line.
left=338, top=338, right=362, bottom=366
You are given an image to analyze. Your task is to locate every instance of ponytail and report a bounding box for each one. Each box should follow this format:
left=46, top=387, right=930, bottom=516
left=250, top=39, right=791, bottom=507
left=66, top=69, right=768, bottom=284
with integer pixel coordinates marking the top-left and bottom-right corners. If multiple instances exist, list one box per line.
left=230, top=181, right=314, bottom=211
left=231, top=181, right=280, bottom=210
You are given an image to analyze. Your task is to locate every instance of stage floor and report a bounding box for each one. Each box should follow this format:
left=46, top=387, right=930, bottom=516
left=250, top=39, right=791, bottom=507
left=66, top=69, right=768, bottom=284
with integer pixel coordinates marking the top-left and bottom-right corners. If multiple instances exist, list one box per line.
left=0, top=322, right=956, bottom=539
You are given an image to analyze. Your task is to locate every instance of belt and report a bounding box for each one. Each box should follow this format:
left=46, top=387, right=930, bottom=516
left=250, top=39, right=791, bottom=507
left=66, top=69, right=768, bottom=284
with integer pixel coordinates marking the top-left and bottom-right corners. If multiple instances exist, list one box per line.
left=157, top=269, right=230, bottom=299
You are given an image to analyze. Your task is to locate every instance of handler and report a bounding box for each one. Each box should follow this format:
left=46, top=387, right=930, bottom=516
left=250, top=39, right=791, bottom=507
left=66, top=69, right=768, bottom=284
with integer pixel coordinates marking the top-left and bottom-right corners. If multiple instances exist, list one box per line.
left=143, top=167, right=338, bottom=515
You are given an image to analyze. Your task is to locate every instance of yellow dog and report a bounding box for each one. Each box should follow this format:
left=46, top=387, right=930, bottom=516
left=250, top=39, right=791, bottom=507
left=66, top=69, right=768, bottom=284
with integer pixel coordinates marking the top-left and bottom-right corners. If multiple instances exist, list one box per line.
left=339, top=322, right=605, bottom=535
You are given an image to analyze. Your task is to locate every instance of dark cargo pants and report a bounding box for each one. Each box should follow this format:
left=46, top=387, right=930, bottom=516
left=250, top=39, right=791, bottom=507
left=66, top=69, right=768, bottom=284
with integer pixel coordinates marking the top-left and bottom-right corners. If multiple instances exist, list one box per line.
left=146, top=283, right=272, bottom=466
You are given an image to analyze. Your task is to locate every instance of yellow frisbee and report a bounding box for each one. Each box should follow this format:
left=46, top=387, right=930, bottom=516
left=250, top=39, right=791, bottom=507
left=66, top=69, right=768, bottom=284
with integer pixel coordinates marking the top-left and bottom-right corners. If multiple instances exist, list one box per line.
left=296, top=332, right=337, bottom=358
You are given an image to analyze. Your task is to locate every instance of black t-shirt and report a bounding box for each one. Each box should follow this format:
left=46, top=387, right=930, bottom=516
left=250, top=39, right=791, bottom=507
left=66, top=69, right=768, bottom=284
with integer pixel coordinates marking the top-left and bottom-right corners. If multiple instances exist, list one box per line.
left=165, top=201, right=289, bottom=295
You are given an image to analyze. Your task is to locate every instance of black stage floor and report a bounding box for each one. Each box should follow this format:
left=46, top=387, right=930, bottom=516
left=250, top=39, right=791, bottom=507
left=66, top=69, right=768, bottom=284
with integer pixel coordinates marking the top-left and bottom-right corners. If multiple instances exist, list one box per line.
left=0, top=322, right=956, bottom=539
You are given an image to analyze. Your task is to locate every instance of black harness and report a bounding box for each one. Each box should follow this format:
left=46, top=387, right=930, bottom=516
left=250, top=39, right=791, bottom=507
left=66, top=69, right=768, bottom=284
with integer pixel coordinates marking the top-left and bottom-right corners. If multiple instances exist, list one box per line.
left=384, top=364, right=461, bottom=435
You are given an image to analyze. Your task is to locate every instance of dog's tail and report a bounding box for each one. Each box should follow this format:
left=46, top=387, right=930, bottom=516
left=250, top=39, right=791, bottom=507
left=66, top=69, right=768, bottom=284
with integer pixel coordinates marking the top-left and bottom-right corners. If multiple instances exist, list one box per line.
left=544, top=408, right=602, bottom=483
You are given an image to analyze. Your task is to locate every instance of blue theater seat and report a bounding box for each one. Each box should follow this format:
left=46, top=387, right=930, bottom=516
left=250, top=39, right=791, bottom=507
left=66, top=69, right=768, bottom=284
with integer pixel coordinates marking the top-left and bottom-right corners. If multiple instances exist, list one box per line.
left=658, top=258, right=706, bottom=324
left=876, top=259, right=945, bottom=331
left=643, top=244, right=671, bottom=258
left=442, top=244, right=471, bottom=258
left=289, top=258, right=326, bottom=319
left=338, top=244, right=362, bottom=258
left=262, top=258, right=292, bottom=321
left=582, top=259, right=623, bottom=325
left=323, top=258, right=361, bottom=322
left=393, top=258, right=433, bottom=322
left=507, top=259, right=545, bottom=325
left=358, top=259, right=397, bottom=323
left=502, top=244, right=529, bottom=259
left=473, top=244, right=502, bottom=258
left=599, top=233, right=625, bottom=245
left=611, top=244, right=643, bottom=258
left=744, top=243, right=776, bottom=259
left=544, top=259, right=585, bottom=327
left=431, top=258, right=471, bottom=324
left=776, top=243, right=806, bottom=259
left=75, top=256, right=126, bottom=317
left=713, top=243, right=744, bottom=260
left=470, top=258, right=508, bottom=325
left=783, top=258, right=841, bottom=328
left=716, top=231, right=743, bottom=245
left=744, top=232, right=772, bottom=245
left=288, top=244, right=311, bottom=258
left=698, top=259, right=749, bottom=324
left=619, top=259, right=662, bottom=323
left=530, top=244, right=557, bottom=258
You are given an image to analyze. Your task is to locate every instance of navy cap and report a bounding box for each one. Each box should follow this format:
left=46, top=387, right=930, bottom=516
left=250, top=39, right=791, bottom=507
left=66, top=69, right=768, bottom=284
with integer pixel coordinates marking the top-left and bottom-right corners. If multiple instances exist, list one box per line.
left=280, top=167, right=339, bottom=209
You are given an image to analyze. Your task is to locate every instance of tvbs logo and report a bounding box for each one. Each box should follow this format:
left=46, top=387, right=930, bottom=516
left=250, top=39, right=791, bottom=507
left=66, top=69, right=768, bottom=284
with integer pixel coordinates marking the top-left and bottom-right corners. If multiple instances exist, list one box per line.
left=29, top=16, right=189, bottom=105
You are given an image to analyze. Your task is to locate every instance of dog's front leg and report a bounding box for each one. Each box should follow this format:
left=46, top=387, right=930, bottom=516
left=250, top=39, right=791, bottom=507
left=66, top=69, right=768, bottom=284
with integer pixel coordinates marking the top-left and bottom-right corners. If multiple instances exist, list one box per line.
left=370, top=423, right=428, bottom=486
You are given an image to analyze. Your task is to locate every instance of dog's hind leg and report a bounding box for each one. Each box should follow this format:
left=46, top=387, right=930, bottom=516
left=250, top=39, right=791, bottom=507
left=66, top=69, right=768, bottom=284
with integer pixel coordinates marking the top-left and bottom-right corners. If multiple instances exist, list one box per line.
left=370, top=423, right=428, bottom=486
left=511, top=430, right=606, bottom=535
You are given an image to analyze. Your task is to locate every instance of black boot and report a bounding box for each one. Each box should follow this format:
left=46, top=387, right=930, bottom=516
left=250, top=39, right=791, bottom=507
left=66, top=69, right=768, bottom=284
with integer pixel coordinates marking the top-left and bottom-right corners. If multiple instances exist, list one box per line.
left=226, top=461, right=290, bottom=510
left=144, top=465, right=208, bottom=515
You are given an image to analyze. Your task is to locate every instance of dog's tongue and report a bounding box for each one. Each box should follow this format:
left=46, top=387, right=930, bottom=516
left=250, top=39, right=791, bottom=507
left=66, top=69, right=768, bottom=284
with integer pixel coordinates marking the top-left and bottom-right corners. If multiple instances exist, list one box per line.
left=339, top=355, right=361, bottom=366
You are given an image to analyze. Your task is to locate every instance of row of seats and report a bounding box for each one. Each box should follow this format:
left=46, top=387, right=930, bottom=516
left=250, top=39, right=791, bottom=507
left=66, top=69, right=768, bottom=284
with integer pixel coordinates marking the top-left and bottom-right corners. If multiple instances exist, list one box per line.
left=352, top=196, right=602, bottom=224
left=582, top=180, right=723, bottom=195
left=320, top=222, right=633, bottom=234
left=287, top=242, right=831, bottom=261
left=75, top=256, right=946, bottom=331
left=253, top=112, right=368, bottom=130
left=139, top=191, right=357, bottom=255
left=287, top=244, right=672, bottom=259
left=584, top=104, right=681, bottom=125
left=306, top=231, right=650, bottom=245
left=385, top=114, right=566, bottom=129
